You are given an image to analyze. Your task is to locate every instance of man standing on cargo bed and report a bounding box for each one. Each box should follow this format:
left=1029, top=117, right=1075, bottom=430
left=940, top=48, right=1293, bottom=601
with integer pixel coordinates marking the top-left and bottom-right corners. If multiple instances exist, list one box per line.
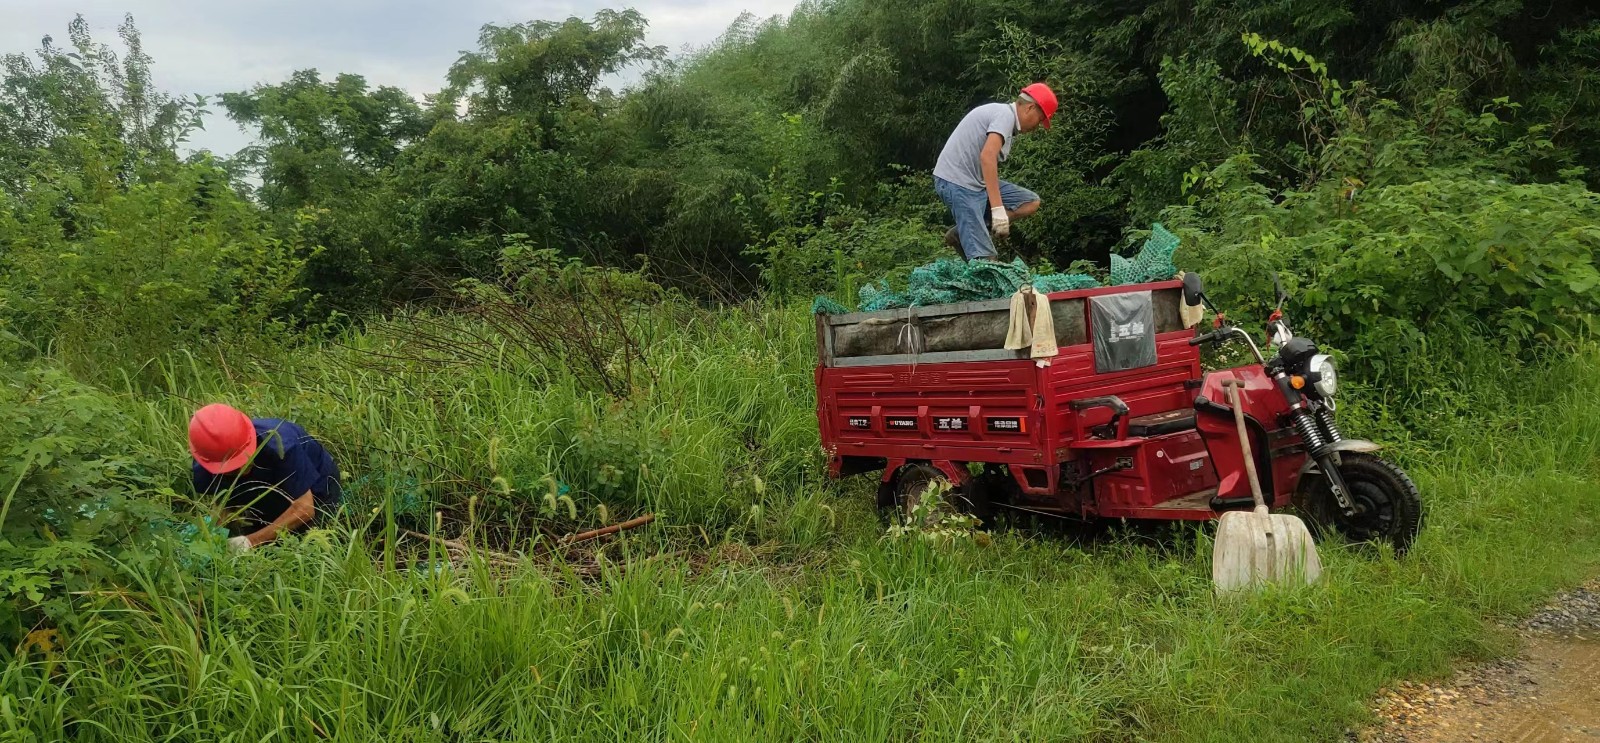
left=189, top=403, right=341, bottom=553
left=935, top=83, right=1057, bottom=261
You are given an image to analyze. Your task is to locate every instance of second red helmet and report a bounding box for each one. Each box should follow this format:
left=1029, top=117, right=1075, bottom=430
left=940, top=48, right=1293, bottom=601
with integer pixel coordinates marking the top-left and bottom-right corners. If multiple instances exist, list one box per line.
left=189, top=403, right=257, bottom=474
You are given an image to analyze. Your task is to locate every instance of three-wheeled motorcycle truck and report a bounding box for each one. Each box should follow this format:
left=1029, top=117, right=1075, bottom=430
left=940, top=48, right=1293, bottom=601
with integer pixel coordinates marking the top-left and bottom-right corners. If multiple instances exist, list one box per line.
left=813, top=273, right=1423, bottom=549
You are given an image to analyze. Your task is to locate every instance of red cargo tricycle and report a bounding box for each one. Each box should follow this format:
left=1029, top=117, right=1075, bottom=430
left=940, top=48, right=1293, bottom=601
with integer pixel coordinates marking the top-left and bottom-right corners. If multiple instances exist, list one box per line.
left=813, top=272, right=1422, bottom=549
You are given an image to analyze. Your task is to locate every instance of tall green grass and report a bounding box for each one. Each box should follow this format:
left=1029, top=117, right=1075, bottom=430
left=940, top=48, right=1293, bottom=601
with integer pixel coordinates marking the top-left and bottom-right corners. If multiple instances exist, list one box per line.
left=126, top=301, right=825, bottom=537
left=5, top=306, right=1600, bottom=741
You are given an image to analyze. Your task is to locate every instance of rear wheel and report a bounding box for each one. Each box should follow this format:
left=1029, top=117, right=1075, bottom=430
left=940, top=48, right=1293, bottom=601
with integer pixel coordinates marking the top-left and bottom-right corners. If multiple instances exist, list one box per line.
left=892, top=463, right=988, bottom=527
left=1295, top=452, right=1423, bottom=553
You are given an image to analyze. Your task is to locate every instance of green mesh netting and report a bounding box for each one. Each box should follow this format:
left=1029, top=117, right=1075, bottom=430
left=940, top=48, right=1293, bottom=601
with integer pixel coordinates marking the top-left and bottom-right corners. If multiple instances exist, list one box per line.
left=811, top=296, right=850, bottom=315
left=1110, top=222, right=1180, bottom=286
left=856, top=258, right=1056, bottom=312
left=810, top=223, right=1180, bottom=314
left=1033, top=272, right=1101, bottom=293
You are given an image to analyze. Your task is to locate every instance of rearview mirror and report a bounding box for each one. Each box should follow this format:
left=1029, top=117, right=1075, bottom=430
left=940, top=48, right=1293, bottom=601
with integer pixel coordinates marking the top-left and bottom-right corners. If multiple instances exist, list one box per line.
left=1271, top=271, right=1289, bottom=309
left=1181, top=272, right=1205, bottom=307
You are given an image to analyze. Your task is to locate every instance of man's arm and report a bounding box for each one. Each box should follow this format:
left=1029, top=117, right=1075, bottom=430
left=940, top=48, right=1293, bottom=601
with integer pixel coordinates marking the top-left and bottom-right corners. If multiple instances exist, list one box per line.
left=243, top=491, right=315, bottom=547
left=980, top=132, right=1005, bottom=208
left=980, top=132, right=1011, bottom=238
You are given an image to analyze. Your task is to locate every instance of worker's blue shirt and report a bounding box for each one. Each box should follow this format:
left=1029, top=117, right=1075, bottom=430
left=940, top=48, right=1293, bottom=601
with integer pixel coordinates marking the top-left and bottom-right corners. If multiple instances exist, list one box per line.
left=192, top=418, right=340, bottom=519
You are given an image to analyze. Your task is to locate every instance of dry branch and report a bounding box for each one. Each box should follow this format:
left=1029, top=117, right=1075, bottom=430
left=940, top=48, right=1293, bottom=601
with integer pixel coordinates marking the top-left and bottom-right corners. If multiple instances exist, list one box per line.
left=559, top=513, right=656, bottom=546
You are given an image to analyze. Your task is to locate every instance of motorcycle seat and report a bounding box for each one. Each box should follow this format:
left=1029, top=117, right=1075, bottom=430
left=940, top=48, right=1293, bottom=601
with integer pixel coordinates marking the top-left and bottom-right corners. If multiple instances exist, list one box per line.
left=1126, top=409, right=1198, bottom=437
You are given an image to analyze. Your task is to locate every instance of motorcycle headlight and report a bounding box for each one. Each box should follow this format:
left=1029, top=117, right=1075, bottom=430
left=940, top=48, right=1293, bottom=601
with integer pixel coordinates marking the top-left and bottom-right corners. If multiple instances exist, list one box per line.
left=1310, top=354, right=1337, bottom=397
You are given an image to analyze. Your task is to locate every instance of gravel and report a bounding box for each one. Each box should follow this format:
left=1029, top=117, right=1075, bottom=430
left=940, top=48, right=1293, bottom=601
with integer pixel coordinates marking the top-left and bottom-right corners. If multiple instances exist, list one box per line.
left=1519, top=581, right=1600, bottom=638
left=1351, top=657, right=1539, bottom=743
left=1352, top=579, right=1600, bottom=743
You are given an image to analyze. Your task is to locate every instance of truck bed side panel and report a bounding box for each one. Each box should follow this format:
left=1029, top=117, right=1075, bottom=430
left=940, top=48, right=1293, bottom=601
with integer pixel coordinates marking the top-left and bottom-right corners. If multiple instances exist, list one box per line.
left=819, top=361, right=1047, bottom=466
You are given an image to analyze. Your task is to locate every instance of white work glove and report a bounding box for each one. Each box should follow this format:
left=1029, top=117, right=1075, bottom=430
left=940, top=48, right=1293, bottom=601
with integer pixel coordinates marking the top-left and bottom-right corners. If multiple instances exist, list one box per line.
left=990, top=206, right=1011, bottom=237
left=227, top=535, right=253, bottom=554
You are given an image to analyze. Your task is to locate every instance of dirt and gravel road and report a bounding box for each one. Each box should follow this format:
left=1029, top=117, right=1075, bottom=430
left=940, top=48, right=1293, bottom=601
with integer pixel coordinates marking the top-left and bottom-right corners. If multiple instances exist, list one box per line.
left=1358, top=580, right=1600, bottom=743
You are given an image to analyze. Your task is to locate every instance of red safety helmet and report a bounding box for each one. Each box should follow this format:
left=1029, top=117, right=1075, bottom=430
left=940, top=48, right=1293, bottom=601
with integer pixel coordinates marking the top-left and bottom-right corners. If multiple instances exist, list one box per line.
left=1020, top=82, right=1058, bottom=129
left=189, top=403, right=257, bottom=474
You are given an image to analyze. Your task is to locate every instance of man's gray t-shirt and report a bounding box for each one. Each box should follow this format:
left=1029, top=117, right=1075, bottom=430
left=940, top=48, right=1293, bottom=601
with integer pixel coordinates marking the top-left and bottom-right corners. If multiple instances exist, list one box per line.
left=933, top=103, right=1019, bottom=191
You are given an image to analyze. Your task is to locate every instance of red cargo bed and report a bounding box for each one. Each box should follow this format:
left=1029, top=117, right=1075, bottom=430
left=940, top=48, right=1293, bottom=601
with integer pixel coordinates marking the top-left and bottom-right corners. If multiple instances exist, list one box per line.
left=815, top=280, right=1224, bottom=519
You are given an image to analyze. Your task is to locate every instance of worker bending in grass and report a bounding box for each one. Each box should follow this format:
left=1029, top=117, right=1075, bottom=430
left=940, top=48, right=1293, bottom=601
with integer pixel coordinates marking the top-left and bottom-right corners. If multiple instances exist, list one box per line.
left=189, top=403, right=341, bottom=552
left=934, top=82, right=1058, bottom=262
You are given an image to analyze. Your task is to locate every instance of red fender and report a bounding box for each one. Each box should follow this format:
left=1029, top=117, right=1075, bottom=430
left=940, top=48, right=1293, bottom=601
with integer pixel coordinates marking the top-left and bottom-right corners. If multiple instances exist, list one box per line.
left=880, top=459, right=971, bottom=487
left=1195, top=365, right=1299, bottom=505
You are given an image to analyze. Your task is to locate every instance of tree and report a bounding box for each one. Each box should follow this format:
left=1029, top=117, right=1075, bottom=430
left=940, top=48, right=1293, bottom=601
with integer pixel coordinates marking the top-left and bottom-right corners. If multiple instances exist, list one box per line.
left=442, top=9, right=664, bottom=145
left=220, top=71, right=427, bottom=312
left=220, top=70, right=426, bottom=208
left=375, top=10, right=667, bottom=281
left=0, top=16, right=305, bottom=378
left=0, top=14, right=202, bottom=197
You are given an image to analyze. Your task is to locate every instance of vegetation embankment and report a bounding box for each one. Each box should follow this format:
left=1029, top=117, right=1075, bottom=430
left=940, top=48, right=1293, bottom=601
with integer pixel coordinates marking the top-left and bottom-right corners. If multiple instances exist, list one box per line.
left=3, top=4, right=1600, bottom=740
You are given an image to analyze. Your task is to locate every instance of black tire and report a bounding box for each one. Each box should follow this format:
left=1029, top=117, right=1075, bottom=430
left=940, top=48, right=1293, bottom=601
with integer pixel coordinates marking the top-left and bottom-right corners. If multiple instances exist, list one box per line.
left=875, top=479, right=897, bottom=512
left=892, top=463, right=989, bottom=527
left=1295, top=451, right=1424, bottom=553
left=967, top=466, right=1013, bottom=527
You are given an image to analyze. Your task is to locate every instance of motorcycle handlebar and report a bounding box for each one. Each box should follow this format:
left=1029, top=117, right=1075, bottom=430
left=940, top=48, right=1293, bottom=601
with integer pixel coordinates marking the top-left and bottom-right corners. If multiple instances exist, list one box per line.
left=1191, top=325, right=1270, bottom=364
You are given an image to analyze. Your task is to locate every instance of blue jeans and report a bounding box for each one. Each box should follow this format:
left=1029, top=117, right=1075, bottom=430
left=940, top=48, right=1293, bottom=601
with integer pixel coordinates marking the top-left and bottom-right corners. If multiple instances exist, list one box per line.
left=934, top=177, right=1040, bottom=260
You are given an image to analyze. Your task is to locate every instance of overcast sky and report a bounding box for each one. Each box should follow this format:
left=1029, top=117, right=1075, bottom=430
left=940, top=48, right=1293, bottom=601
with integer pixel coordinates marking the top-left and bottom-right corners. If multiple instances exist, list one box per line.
left=2, top=0, right=799, bottom=156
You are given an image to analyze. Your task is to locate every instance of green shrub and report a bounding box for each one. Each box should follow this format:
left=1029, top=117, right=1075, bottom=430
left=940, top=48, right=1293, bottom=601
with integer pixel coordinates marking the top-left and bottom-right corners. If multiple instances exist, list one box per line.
left=1172, top=155, right=1600, bottom=364
left=0, top=365, right=179, bottom=646
left=0, top=163, right=308, bottom=381
left=747, top=209, right=944, bottom=299
left=1153, top=38, right=1600, bottom=386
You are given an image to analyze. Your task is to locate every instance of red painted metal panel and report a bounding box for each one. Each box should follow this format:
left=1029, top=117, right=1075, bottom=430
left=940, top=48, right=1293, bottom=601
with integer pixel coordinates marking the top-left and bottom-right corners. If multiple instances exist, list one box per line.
left=816, top=279, right=1258, bottom=522
left=1191, top=365, right=1304, bottom=506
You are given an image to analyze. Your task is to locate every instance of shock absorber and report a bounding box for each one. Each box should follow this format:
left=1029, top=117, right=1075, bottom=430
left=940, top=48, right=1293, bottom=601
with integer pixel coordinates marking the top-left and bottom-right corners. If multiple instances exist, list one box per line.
left=1292, top=408, right=1329, bottom=453
left=1316, top=406, right=1343, bottom=443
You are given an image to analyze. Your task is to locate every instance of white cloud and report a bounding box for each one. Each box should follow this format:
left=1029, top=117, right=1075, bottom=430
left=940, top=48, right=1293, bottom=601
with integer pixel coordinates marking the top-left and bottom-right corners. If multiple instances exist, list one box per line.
left=1, top=0, right=798, bottom=155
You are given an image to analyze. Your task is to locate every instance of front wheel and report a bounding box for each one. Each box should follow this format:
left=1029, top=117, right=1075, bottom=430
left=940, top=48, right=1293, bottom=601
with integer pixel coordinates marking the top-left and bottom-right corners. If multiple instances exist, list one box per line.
left=1295, top=452, right=1423, bottom=553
